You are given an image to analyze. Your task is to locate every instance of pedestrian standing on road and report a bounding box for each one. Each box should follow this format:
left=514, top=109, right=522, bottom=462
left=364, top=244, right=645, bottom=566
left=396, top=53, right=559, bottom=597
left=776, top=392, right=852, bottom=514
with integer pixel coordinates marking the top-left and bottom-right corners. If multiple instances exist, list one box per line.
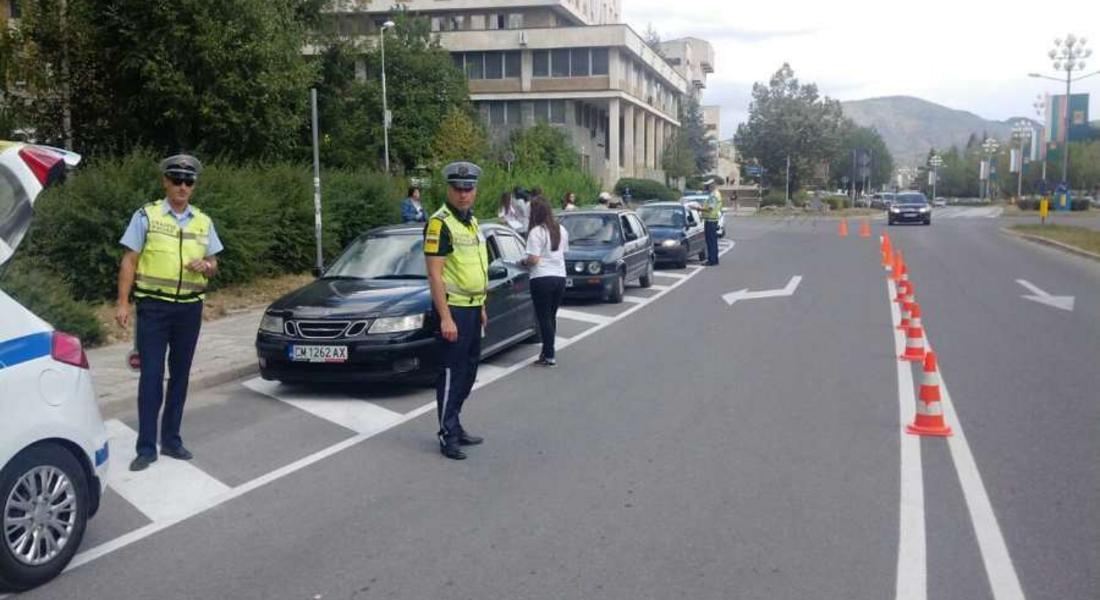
left=115, top=154, right=222, bottom=472
left=425, top=161, right=489, bottom=461
left=401, top=185, right=426, bottom=223
left=701, top=180, right=722, bottom=266
left=562, top=191, right=578, bottom=211
left=499, top=190, right=529, bottom=235
left=521, top=197, right=569, bottom=367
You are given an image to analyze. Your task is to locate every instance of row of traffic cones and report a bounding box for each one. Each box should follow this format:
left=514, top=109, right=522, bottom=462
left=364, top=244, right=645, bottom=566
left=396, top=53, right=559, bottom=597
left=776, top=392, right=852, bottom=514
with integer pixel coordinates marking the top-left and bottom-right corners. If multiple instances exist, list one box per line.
left=879, top=233, right=953, bottom=437
left=838, top=218, right=872, bottom=238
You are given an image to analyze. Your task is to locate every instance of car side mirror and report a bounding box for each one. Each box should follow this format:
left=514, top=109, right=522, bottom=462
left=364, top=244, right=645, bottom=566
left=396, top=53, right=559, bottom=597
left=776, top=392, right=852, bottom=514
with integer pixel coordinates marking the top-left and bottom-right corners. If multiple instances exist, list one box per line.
left=488, top=263, right=509, bottom=280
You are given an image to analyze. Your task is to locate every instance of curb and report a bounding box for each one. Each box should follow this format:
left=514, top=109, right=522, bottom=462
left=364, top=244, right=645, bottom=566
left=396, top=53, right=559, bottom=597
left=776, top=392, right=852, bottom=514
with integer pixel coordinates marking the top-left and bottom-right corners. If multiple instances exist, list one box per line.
left=97, top=360, right=259, bottom=417
left=1000, top=227, right=1100, bottom=262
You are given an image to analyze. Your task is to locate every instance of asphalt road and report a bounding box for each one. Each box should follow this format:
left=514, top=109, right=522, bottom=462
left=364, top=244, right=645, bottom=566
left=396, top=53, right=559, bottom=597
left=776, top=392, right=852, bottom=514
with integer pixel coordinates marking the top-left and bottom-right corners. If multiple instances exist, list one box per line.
left=16, top=213, right=1099, bottom=600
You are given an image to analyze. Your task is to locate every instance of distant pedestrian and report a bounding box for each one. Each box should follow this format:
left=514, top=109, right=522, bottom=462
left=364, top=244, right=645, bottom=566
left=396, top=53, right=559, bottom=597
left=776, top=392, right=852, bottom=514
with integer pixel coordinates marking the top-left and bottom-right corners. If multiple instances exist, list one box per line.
left=401, top=185, right=426, bottom=223
left=522, top=197, right=569, bottom=367
left=499, top=190, right=529, bottom=235
left=562, top=191, right=578, bottom=211
left=701, top=180, right=721, bottom=265
left=116, top=154, right=222, bottom=471
left=597, top=191, right=611, bottom=207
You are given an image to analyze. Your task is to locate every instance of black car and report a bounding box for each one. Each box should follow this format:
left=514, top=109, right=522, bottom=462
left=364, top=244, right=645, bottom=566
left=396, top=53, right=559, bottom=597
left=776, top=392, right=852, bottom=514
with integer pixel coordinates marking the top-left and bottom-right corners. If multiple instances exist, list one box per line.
left=887, top=192, right=932, bottom=225
left=255, top=223, right=538, bottom=384
left=557, top=209, right=654, bottom=303
left=636, top=201, right=706, bottom=268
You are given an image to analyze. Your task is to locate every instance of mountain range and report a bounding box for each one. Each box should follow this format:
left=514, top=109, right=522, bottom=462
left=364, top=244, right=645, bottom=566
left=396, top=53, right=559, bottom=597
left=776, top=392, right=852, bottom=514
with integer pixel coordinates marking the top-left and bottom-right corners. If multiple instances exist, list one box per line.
left=840, top=96, right=1035, bottom=168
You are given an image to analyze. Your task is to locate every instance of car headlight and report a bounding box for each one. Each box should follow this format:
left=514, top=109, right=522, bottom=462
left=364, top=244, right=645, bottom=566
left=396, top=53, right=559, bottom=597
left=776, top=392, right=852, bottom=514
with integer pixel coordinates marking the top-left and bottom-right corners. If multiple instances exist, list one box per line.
left=890, top=206, right=901, bottom=213
left=259, top=314, right=284, bottom=334
left=919, top=206, right=930, bottom=212
left=587, top=261, right=603, bottom=275
left=661, top=239, right=679, bottom=248
left=369, top=314, right=425, bottom=334
left=573, top=261, right=585, bottom=274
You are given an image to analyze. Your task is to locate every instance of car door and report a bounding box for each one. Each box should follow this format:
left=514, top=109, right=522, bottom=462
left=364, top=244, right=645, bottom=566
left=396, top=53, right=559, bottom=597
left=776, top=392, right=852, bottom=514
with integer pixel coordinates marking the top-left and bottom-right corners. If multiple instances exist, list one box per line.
left=618, top=214, right=644, bottom=279
left=481, top=233, right=512, bottom=353
left=684, top=208, right=704, bottom=255
left=627, top=214, right=652, bottom=267
left=492, top=231, right=533, bottom=341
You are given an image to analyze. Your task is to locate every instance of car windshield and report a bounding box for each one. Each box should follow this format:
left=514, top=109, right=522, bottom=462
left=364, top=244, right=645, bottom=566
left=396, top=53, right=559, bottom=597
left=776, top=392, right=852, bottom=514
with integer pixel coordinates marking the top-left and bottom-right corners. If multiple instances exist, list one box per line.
left=559, top=214, right=620, bottom=244
left=323, top=234, right=427, bottom=279
left=896, top=194, right=928, bottom=205
left=636, top=206, right=684, bottom=228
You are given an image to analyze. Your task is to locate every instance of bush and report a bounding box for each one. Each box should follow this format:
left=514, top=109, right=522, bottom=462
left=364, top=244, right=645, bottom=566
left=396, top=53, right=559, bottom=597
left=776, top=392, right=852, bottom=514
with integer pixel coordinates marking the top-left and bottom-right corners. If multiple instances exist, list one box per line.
left=824, top=196, right=849, bottom=210
left=613, top=178, right=680, bottom=202
left=760, top=192, right=788, bottom=208
left=1071, top=199, right=1090, bottom=211
left=0, top=258, right=104, bottom=346
left=1017, top=198, right=1039, bottom=210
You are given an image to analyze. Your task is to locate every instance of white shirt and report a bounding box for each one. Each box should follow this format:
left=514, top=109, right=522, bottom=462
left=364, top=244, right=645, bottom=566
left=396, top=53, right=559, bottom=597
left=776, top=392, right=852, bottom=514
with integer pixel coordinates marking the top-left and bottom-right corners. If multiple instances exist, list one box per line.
left=499, top=198, right=529, bottom=233
left=525, top=224, right=568, bottom=279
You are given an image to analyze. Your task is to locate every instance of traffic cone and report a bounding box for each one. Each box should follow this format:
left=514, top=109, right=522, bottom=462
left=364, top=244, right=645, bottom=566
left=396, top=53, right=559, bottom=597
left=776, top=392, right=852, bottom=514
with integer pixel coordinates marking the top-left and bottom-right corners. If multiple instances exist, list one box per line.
left=894, top=279, right=910, bottom=303
left=897, top=300, right=912, bottom=331
left=839, top=219, right=849, bottom=237
left=900, top=324, right=926, bottom=362
left=859, top=218, right=871, bottom=237
left=906, top=352, right=953, bottom=437
left=881, top=235, right=894, bottom=270
left=891, top=251, right=904, bottom=282
left=898, top=261, right=910, bottom=290
left=907, top=302, right=924, bottom=338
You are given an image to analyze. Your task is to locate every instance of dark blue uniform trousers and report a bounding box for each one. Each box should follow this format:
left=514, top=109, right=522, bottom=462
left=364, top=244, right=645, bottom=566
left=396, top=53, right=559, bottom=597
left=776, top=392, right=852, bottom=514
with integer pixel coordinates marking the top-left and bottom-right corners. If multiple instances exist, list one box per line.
left=135, top=298, right=203, bottom=457
left=436, top=305, right=481, bottom=447
left=704, top=220, right=720, bottom=265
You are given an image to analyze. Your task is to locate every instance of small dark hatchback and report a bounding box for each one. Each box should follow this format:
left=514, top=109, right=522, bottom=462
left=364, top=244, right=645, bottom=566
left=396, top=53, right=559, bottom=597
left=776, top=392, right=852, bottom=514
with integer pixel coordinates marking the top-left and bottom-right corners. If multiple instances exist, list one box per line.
left=255, top=222, right=538, bottom=384
left=557, top=209, right=654, bottom=303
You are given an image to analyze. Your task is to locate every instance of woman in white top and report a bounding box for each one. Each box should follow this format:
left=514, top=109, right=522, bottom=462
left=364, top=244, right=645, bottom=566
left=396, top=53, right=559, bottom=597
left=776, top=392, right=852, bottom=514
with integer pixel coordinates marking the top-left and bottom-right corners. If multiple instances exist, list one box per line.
left=520, top=197, right=569, bottom=366
left=498, top=191, right=529, bottom=235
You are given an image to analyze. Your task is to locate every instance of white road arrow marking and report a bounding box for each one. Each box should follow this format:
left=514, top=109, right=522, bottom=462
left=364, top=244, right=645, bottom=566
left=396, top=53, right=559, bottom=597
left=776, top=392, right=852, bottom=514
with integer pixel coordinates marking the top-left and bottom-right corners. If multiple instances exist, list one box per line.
left=1016, top=279, right=1075, bottom=312
left=722, top=275, right=802, bottom=306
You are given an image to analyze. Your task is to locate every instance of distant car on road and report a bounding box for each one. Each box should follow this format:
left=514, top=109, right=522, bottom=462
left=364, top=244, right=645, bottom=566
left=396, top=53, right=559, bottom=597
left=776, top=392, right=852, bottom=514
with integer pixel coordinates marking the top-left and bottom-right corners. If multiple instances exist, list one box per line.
left=557, top=209, right=654, bottom=303
left=932, top=197, right=947, bottom=207
left=871, top=192, right=896, bottom=210
left=888, top=192, right=932, bottom=226
left=255, top=223, right=538, bottom=384
left=636, top=202, right=706, bottom=268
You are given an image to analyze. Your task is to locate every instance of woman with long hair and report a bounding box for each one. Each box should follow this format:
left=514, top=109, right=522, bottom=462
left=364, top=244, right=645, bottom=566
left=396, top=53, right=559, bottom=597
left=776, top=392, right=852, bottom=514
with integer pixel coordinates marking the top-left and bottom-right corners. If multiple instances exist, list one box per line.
left=562, top=191, right=578, bottom=211
left=521, top=196, right=569, bottom=366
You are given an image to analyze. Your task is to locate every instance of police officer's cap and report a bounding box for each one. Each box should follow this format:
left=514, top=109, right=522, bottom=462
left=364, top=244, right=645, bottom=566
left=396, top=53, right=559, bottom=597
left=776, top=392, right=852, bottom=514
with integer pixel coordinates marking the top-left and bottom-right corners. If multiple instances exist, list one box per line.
left=443, top=161, right=481, bottom=190
left=160, top=154, right=203, bottom=179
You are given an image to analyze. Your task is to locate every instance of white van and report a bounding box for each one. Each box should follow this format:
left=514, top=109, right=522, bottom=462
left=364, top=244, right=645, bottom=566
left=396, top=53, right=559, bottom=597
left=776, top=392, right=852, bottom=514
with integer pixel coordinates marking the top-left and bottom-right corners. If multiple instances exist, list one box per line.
left=0, top=141, right=109, bottom=591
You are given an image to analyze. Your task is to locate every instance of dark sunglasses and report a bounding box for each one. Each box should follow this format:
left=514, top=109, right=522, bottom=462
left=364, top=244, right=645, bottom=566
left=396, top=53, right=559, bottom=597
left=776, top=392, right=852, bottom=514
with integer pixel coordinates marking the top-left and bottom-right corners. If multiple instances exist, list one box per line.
left=168, top=176, right=196, bottom=187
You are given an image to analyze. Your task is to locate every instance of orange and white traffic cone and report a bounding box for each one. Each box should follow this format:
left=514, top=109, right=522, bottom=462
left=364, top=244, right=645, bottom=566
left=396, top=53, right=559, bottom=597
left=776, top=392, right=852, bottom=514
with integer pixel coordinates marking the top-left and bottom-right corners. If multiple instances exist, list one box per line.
left=859, top=218, right=871, bottom=237
left=897, top=300, right=912, bottom=331
left=894, top=279, right=910, bottom=304
left=881, top=234, right=893, bottom=270
left=891, top=251, right=904, bottom=282
left=906, top=302, right=924, bottom=338
left=900, top=323, right=926, bottom=362
left=839, top=218, right=849, bottom=237
left=906, top=351, right=953, bottom=437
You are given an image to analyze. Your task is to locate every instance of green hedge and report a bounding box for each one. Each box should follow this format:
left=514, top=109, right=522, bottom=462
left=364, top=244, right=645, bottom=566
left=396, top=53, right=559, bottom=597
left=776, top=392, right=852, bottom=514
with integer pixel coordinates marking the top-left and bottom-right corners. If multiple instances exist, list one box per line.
left=423, top=165, right=602, bottom=218
left=0, top=258, right=104, bottom=345
left=613, top=178, right=680, bottom=202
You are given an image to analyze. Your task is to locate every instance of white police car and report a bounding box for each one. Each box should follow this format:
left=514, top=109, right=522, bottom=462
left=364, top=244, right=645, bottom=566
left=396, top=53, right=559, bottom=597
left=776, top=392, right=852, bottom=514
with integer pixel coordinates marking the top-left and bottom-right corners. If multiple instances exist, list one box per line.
left=0, top=141, right=109, bottom=591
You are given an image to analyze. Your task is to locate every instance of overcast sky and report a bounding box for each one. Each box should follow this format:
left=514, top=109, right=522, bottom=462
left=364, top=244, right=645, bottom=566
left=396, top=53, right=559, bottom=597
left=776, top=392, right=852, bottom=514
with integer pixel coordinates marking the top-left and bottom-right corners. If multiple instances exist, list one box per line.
left=622, top=0, right=1100, bottom=140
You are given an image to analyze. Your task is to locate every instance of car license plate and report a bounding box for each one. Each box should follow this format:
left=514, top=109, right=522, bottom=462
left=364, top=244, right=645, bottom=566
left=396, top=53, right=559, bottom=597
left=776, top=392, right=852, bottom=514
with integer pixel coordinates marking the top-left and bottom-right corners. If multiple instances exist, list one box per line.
left=903, top=212, right=917, bottom=217
left=289, top=345, right=348, bottom=363
left=565, top=279, right=574, bottom=288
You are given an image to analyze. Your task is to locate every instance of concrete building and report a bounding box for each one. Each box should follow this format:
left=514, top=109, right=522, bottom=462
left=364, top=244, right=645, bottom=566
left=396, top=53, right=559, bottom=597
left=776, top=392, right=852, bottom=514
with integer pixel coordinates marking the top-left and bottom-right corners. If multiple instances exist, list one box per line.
left=324, top=1, right=713, bottom=187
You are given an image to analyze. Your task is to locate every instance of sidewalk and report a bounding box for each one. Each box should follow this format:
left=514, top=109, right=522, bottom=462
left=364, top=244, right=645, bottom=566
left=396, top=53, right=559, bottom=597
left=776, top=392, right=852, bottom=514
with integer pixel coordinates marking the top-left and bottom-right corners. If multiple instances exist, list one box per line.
left=88, top=308, right=265, bottom=416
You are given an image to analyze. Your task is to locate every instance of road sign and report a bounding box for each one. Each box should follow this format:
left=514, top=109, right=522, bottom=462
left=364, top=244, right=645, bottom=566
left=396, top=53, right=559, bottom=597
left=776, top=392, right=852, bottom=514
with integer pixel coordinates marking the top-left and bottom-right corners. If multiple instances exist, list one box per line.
left=746, top=165, right=764, bottom=177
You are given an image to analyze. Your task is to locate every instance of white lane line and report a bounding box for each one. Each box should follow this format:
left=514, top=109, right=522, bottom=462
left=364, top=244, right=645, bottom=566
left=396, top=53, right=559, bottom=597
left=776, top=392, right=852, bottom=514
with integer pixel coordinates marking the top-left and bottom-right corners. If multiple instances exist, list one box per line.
left=654, top=271, right=688, bottom=280
left=557, top=308, right=613, bottom=325
left=621, top=295, right=646, bottom=304
left=243, top=379, right=403, bottom=436
left=925, top=339, right=1026, bottom=600
left=649, top=284, right=671, bottom=291
left=888, top=280, right=926, bottom=600
left=69, top=239, right=717, bottom=574
left=103, top=419, right=231, bottom=523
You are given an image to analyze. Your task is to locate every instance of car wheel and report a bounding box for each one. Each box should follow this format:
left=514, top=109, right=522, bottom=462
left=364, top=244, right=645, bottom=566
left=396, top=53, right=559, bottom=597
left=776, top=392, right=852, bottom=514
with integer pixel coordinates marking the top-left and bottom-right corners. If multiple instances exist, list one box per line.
left=606, top=271, right=625, bottom=304
left=639, top=258, right=654, bottom=288
left=924, top=218, right=931, bottom=226
left=0, top=444, right=90, bottom=592
left=677, top=244, right=689, bottom=269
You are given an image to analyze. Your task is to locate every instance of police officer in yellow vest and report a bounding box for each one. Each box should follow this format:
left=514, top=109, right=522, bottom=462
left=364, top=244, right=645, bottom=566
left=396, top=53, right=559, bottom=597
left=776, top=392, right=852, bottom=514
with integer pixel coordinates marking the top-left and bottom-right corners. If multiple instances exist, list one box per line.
left=424, top=161, right=488, bottom=460
left=115, top=154, right=223, bottom=471
left=702, top=180, right=722, bottom=266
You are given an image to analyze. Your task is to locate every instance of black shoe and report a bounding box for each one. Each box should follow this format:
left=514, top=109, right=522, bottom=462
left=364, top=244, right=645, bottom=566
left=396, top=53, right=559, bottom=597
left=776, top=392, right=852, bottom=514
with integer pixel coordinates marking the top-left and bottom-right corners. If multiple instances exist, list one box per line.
left=458, top=432, right=484, bottom=446
left=533, top=357, right=557, bottom=367
left=161, top=445, right=194, bottom=460
left=129, top=454, right=157, bottom=472
left=440, top=445, right=467, bottom=460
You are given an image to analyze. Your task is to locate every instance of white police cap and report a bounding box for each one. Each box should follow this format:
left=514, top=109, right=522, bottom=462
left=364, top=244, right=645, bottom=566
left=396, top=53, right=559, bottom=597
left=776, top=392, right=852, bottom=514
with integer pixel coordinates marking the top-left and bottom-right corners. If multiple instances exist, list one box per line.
left=160, top=154, right=203, bottom=178
left=442, top=161, right=481, bottom=190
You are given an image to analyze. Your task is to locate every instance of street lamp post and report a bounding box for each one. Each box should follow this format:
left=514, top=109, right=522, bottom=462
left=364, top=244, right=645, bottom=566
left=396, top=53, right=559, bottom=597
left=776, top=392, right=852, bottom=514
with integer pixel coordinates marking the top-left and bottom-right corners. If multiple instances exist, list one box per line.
left=929, top=154, right=943, bottom=203
left=1029, top=34, right=1095, bottom=186
left=981, top=138, right=999, bottom=201
left=1011, top=121, right=1031, bottom=202
left=380, top=20, right=396, bottom=173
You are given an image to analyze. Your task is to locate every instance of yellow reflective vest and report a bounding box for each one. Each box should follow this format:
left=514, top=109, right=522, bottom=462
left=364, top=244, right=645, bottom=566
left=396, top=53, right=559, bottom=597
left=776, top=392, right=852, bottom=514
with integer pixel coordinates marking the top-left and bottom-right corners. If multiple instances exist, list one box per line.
left=703, top=191, right=722, bottom=221
left=426, top=206, right=488, bottom=307
left=134, top=200, right=212, bottom=303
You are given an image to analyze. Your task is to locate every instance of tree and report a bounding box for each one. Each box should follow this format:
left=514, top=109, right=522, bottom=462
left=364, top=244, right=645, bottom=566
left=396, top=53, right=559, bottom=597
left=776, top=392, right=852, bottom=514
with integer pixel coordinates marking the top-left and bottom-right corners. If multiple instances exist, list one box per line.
left=827, top=121, right=894, bottom=193
left=11, top=0, right=323, bottom=159
left=510, top=122, right=579, bottom=172
left=661, top=131, right=694, bottom=184
left=643, top=23, right=664, bottom=57
left=430, top=107, right=488, bottom=166
left=680, top=93, right=714, bottom=174
left=734, top=63, right=847, bottom=192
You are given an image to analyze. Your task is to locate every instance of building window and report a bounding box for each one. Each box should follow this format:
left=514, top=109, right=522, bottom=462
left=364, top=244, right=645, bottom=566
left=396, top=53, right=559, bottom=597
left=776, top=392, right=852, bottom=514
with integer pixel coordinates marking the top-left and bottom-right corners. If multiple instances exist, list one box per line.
left=575, top=102, right=584, bottom=126
left=488, top=13, right=504, bottom=30
left=490, top=102, right=506, bottom=125
left=533, top=50, right=549, bottom=77
left=550, top=49, right=570, bottom=77
left=452, top=54, right=465, bottom=71
left=507, top=13, right=523, bottom=29
left=534, top=100, right=549, bottom=123
left=465, top=52, right=483, bottom=79
left=505, top=51, right=521, bottom=78
left=667, top=57, right=681, bottom=66
left=469, top=14, right=486, bottom=30
left=449, top=15, right=465, bottom=31
left=431, top=17, right=442, bottom=32
left=506, top=101, right=521, bottom=125
left=570, top=48, right=590, bottom=76
left=484, top=52, right=503, bottom=79
left=591, top=48, right=609, bottom=75
left=551, top=100, right=566, bottom=124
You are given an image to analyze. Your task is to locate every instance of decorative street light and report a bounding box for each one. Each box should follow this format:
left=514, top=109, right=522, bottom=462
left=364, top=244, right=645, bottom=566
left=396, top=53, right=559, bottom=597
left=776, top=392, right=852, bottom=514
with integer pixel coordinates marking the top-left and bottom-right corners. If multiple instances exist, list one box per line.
left=1028, top=34, right=1097, bottom=185
left=981, top=138, right=999, bottom=201
left=929, top=154, right=943, bottom=203
left=380, top=20, right=396, bottom=173
left=1011, top=120, right=1032, bottom=201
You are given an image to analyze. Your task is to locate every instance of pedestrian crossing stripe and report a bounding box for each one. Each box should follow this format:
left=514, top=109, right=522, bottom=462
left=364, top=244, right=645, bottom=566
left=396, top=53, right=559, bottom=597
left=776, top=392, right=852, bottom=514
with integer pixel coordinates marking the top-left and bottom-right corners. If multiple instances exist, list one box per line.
left=243, top=378, right=403, bottom=436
